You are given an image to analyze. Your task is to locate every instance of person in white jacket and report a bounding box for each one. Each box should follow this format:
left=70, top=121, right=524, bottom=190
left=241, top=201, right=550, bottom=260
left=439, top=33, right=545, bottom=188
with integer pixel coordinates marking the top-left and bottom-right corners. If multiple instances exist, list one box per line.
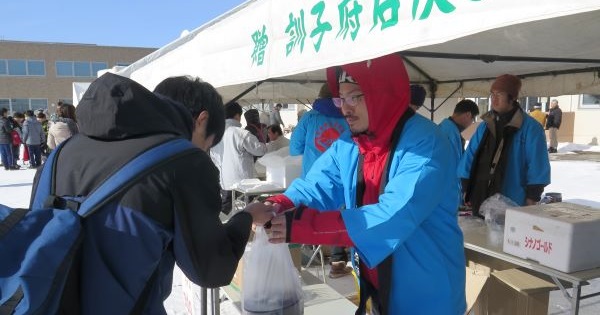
left=211, top=102, right=267, bottom=213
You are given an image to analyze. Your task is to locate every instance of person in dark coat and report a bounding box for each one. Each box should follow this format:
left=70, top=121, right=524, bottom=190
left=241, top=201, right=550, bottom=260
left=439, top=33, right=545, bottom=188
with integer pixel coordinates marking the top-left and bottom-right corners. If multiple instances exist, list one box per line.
left=31, top=73, right=272, bottom=314
left=545, top=99, right=562, bottom=153
left=0, top=108, right=15, bottom=170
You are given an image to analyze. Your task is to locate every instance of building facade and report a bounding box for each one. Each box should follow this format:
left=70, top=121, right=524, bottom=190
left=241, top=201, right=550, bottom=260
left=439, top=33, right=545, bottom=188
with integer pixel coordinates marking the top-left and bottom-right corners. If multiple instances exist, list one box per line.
left=0, top=40, right=155, bottom=115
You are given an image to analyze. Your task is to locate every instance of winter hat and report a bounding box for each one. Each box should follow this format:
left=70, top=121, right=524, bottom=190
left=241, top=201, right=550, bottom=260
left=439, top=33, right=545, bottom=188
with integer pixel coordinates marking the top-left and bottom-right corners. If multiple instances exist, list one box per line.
left=410, top=84, right=426, bottom=107
left=491, top=74, right=521, bottom=99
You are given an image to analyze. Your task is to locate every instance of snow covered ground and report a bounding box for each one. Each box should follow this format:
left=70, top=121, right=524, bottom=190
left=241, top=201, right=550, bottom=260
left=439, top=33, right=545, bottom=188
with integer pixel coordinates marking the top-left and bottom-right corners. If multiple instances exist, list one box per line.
left=1, top=142, right=600, bottom=314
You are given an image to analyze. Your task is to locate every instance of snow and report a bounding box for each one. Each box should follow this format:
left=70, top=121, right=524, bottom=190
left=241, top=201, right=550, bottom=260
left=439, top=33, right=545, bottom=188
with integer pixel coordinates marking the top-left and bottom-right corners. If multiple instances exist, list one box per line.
left=1, top=143, right=600, bottom=314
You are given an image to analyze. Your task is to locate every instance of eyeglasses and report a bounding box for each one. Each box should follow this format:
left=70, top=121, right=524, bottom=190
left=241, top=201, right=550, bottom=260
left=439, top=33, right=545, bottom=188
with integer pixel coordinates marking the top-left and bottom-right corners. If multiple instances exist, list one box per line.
left=489, top=91, right=507, bottom=99
left=332, top=94, right=364, bottom=108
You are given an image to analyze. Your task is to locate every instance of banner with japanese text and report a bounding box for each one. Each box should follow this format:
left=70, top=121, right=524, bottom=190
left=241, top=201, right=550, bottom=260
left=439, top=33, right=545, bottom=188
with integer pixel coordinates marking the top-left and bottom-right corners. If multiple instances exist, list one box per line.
left=124, top=0, right=600, bottom=93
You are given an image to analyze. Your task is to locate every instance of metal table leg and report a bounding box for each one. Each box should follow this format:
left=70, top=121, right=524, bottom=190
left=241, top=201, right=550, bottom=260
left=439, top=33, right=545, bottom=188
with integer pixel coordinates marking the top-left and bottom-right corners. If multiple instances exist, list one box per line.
left=571, top=283, right=581, bottom=315
left=304, top=245, right=327, bottom=284
left=201, top=287, right=208, bottom=315
left=211, top=288, right=220, bottom=315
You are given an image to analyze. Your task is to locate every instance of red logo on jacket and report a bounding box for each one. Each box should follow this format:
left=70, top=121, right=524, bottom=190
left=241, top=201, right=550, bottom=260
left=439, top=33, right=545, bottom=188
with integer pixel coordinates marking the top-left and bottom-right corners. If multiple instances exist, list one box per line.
left=314, top=122, right=345, bottom=152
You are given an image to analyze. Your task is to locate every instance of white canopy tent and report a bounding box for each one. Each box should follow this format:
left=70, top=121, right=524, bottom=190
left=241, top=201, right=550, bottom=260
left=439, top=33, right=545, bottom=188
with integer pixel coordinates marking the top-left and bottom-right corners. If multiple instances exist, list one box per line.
left=117, top=0, right=600, bottom=115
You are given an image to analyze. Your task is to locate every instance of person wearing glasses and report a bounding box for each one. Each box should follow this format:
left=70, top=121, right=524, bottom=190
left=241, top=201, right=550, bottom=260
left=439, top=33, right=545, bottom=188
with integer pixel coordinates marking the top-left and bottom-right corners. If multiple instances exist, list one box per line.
left=257, top=53, right=466, bottom=314
left=458, top=74, right=550, bottom=217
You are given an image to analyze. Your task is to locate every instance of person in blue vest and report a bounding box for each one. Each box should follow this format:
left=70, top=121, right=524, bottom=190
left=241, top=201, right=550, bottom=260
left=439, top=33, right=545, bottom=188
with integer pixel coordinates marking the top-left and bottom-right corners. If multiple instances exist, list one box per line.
left=438, top=99, right=480, bottom=161
left=259, top=53, right=466, bottom=314
left=458, top=74, right=551, bottom=216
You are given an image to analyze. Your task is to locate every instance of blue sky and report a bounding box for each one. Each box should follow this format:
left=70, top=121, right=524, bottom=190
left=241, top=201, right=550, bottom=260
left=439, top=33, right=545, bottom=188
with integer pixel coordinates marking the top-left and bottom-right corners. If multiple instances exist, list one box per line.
left=0, top=0, right=246, bottom=48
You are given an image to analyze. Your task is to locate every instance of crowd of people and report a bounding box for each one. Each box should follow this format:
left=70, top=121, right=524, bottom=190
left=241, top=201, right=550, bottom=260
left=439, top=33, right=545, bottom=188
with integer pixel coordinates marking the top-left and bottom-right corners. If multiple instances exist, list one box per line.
left=0, top=102, right=78, bottom=171
left=2, top=51, right=560, bottom=314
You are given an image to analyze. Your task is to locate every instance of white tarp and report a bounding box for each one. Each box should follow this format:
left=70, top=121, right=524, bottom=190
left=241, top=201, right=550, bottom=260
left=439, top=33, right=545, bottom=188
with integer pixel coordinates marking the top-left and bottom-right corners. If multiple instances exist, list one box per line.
left=72, top=82, right=91, bottom=106
left=118, top=0, right=600, bottom=103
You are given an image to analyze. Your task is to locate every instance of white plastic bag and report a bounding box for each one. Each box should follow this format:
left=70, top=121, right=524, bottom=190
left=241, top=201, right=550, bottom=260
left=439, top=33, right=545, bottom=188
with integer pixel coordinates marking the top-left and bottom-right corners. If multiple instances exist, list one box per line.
left=480, top=193, right=518, bottom=230
left=242, top=226, right=304, bottom=315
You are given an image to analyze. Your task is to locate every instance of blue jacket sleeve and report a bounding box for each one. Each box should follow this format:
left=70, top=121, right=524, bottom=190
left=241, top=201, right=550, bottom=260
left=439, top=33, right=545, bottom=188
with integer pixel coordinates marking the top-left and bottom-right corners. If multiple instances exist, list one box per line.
left=284, top=140, right=347, bottom=211
left=524, top=120, right=551, bottom=185
left=457, top=122, right=486, bottom=180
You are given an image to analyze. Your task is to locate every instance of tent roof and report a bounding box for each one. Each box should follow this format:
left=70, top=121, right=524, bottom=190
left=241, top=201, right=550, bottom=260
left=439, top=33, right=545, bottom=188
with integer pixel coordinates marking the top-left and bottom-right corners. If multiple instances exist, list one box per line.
left=118, top=0, right=600, bottom=104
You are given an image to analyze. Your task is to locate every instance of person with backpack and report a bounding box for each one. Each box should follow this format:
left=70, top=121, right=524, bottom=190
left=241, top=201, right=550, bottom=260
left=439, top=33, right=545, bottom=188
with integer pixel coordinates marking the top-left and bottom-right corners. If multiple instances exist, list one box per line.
left=14, top=73, right=271, bottom=314
left=258, top=53, right=466, bottom=314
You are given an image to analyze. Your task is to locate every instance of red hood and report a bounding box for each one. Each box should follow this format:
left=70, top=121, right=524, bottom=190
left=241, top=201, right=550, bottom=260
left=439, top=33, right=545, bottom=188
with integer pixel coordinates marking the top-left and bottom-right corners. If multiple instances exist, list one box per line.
left=327, top=53, right=410, bottom=152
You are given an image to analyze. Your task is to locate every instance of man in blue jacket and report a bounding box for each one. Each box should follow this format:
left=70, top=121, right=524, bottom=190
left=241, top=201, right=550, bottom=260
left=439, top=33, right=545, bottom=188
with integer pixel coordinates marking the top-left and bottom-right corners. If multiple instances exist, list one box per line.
left=458, top=74, right=550, bottom=216
left=438, top=99, right=480, bottom=162
left=263, top=53, right=466, bottom=315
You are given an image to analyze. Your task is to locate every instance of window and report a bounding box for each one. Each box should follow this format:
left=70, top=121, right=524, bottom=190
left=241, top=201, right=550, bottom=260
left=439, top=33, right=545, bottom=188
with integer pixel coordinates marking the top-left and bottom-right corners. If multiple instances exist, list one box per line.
left=56, top=61, right=107, bottom=77
left=11, top=99, right=30, bottom=113
left=477, top=97, right=489, bottom=114
left=580, top=94, right=600, bottom=109
left=116, top=62, right=131, bottom=67
left=56, top=61, right=73, bottom=77
left=0, top=59, right=45, bottom=76
left=27, top=60, right=45, bottom=76
left=281, top=104, right=297, bottom=111
left=0, top=99, right=9, bottom=110
left=74, top=61, right=91, bottom=77
left=91, top=62, right=108, bottom=75
left=7, top=60, right=27, bottom=75
left=0, top=60, right=6, bottom=75
left=30, top=99, right=48, bottom=111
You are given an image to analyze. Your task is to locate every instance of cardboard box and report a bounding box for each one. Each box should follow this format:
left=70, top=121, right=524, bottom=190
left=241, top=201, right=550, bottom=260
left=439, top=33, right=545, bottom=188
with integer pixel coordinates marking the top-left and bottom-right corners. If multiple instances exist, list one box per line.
left=487, top=269, right=556, bottom=315
left=468, top=267, right=556, bottom=315
left=503, top=202, right=600, bottom=272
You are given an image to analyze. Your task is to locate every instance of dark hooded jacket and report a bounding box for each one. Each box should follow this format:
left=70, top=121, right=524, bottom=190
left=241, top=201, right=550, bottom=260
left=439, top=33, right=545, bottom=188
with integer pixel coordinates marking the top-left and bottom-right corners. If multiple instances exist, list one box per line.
left=31, top=73, right=252, bottom=314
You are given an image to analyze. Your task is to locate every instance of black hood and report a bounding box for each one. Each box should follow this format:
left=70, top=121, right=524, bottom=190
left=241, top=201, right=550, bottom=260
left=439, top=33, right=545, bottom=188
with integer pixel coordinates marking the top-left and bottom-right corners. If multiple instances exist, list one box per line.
left=76, top=73, right=194, bottom=140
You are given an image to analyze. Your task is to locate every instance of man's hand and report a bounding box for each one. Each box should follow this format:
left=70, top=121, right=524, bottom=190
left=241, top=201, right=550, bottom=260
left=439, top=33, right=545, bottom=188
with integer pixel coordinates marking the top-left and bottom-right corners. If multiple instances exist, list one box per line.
left=243, top=202, right=275, bottom=225
left=268, top=214, right=287, bottom=244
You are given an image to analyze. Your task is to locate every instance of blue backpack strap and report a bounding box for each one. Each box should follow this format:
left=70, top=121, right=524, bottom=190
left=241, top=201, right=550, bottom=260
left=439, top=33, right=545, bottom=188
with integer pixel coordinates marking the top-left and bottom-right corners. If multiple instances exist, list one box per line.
left=31, top=139, right=70, bottom=210
left=77, top=138, right=196, bottom=218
